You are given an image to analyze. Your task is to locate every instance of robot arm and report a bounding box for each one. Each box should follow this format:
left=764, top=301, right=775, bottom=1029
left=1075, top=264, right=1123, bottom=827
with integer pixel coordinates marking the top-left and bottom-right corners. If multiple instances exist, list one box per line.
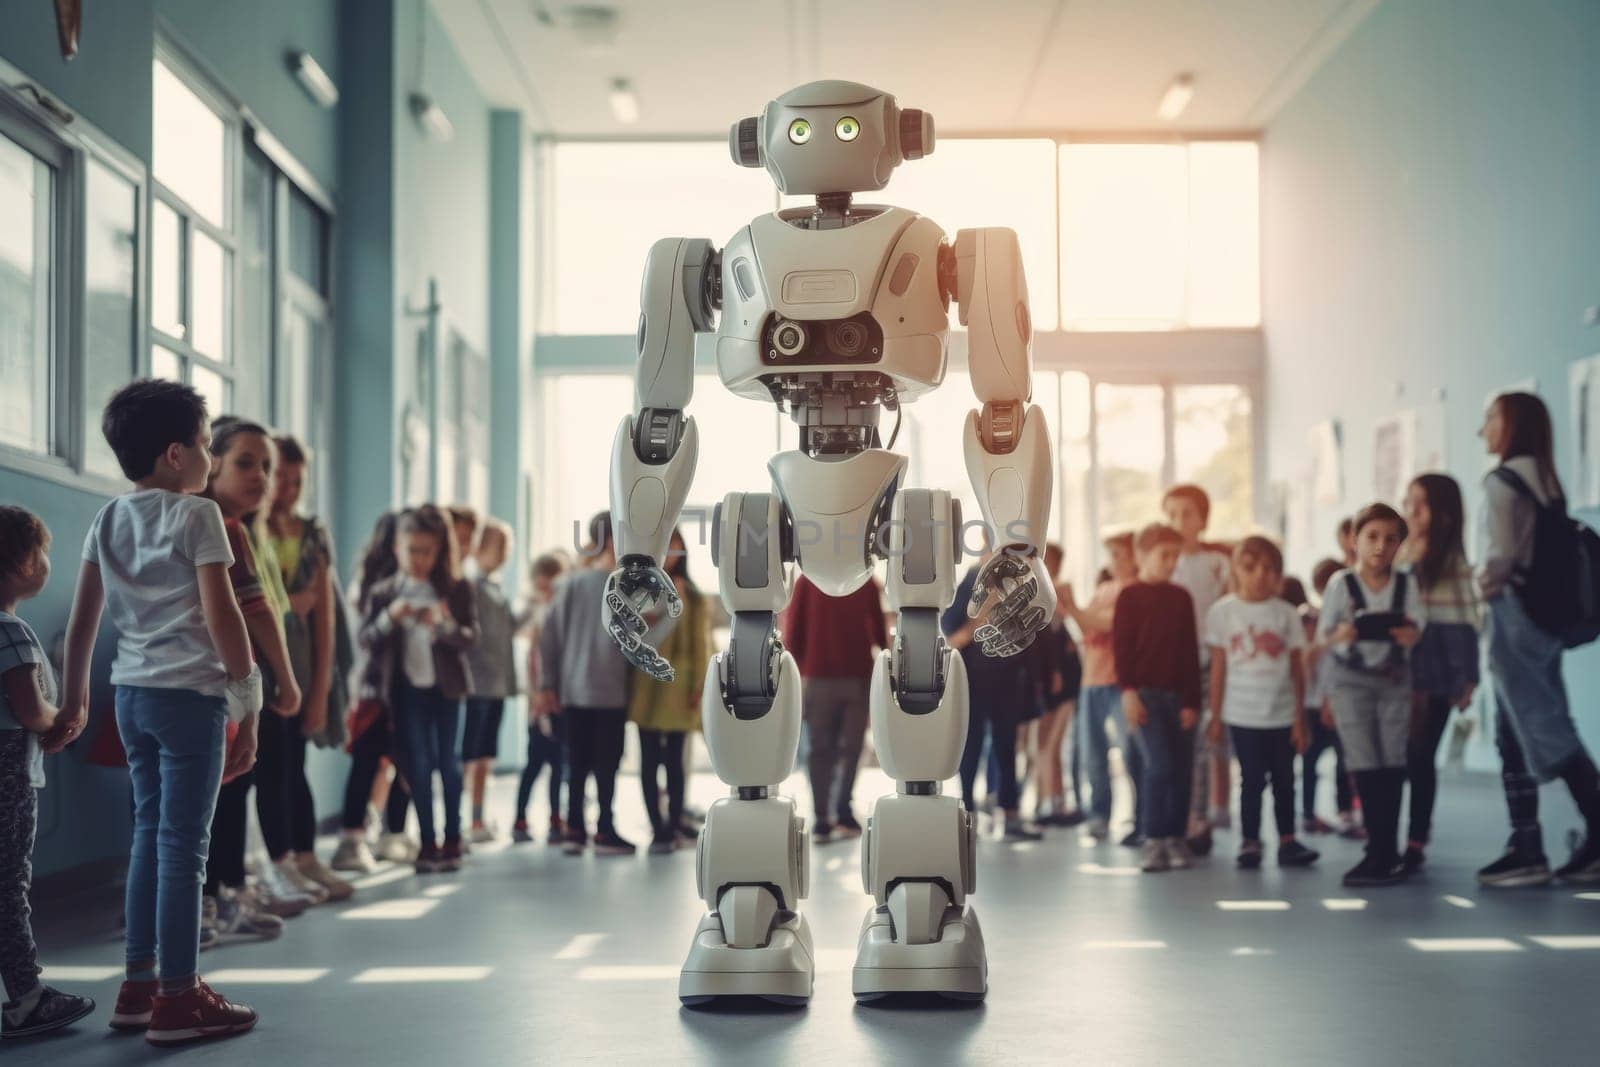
left=952, top=227, right=1057, bottom=657
left=603, top=237, right=718, bottom=680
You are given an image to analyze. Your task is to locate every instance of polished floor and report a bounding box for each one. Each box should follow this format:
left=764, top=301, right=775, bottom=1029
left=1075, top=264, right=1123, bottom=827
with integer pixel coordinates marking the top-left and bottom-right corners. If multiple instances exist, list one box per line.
left=13, top=761, right=1598, bottom=1065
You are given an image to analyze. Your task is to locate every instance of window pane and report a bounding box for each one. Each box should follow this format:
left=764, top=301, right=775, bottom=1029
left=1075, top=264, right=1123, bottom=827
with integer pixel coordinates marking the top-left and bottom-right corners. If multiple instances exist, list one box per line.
left=0, top=135, right=52, bottom=453
left=190, top=362, right=226, bottom=417
left=190, top=229, right=228, bottom=360
left=282, top=305, right=316, bottom=446
left=1058, top=370, right=1094, bottom=590
left=540, top=374, right=634, bottom=552
left=288, top=187, right=328, bottom=295
left=784, top=139, right=1060, bottom=331
left=550, top=143, right=774, bottom=334
left=1188, top=143, right=1260, bottom=327
left=1174, top=385, right=1253, bottom=539
left=150, top=344, right=181, bottom=382
left=236, top=145, right=273, bottom=421
left=678, top=373, right=782, bottom=581
left=151, top=199, right=183, bottom=338
left=1095, top=383, right=1165, bottom=532
left=84, top=159, right=140, bottom=478
left=900, top=371, right=981, bottom=553
left=1061, top=145, right=1187, bottom=329
left=153, top=58, right=226, bottom=226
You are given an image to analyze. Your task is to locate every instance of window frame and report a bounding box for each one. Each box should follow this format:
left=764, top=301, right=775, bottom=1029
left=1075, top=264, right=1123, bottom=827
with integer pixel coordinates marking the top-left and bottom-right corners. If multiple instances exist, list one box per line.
left=0, top=61, right=147, bottom=496
left=149, top=42, right=240, bottom=410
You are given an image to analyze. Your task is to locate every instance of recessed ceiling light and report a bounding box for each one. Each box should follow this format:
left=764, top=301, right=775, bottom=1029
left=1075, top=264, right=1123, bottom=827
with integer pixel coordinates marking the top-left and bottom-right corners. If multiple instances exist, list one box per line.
left=1157, top=73, right=1195, bottom=121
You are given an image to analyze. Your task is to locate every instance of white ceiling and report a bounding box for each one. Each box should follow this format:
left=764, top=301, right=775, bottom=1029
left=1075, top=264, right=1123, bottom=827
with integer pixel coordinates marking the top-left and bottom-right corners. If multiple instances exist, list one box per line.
left=430, top=0, right=1381, bottom=137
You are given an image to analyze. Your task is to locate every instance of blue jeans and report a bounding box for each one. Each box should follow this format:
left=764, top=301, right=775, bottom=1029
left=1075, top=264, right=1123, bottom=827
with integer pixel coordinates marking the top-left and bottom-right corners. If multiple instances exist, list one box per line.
left=1488, top=592, right=1586, bottom=780
left=1130, top=688, right=1193, bottom=839
left=395, top=677, right=463, bottom=846
left=1078, top=685, right=1144, bottom=824
left=116, top=686, right=226, bottom=984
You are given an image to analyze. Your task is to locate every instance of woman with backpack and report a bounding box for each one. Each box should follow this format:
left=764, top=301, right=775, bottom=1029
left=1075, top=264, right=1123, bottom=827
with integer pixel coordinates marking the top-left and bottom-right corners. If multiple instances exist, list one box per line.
left=1477, top=391, right=1600, bottom=886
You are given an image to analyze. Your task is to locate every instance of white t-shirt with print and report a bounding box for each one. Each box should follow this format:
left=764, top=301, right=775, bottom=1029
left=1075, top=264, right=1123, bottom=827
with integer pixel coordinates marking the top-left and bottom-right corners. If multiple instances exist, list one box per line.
left=1205, top=594, right=1306, bottom=729
left=82, top=490, right=235, bottom=697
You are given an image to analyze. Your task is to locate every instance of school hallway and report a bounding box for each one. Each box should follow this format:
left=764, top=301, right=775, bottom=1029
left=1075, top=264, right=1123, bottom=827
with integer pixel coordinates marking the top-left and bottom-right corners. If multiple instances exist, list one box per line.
left=15, top=766, right=1597, bottom=1066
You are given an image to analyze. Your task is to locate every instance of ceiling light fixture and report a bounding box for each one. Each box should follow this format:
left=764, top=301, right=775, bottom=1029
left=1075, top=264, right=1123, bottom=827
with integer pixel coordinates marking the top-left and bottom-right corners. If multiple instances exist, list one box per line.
left=608, top=77, right=639, bottom=124
left=288, top=50, right=339, bottom=109
left=1157, top=73, right=1195, bottom=121
left=410, top=92, right=454, bottom=142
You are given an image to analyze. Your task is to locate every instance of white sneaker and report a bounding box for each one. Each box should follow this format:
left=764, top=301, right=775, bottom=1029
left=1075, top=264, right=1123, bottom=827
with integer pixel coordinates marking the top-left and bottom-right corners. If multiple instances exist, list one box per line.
left=1165, top=837, right=1192, bottom=870
left=376, top=831, right=419, bottom=863
left=296, top=853, right=355, bottom=901
left=331, top=836, right=379, bottom=874
left=256, top=863, right=316, bottom=913
left=213, top=886, right=285, bottom=943
left=275, top=857, right=331, bottom=905
left=1140, top=839, right=1170, bottom=872
left=468, top=820, right=497, bottom=845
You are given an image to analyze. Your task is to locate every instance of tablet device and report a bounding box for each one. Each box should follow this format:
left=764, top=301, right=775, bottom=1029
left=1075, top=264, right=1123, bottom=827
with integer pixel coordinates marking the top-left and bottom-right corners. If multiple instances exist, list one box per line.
left=1353, top=611, right=1407, bottom=642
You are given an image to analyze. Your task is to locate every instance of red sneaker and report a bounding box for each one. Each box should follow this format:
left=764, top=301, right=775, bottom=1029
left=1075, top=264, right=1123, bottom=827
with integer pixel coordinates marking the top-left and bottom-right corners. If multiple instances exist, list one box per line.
left=109, top=979, right=159, bottom=1031
left=145, top=980, right=257, bottom=1046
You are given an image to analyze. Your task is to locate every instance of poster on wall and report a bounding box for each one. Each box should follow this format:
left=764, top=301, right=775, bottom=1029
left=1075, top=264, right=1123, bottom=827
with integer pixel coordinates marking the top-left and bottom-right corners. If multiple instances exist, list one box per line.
left=1372, top=412, right=1411, bottom=506
left=1569, top=355, right=1600, bottom=509
left=1373, top=403, right=1450, bottom=505
left=1309, top=419, right=1343, bottom=511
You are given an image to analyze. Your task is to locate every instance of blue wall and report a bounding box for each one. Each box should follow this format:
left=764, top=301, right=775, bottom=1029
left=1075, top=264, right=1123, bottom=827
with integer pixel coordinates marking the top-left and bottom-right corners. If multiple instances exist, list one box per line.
left=1263, top=0, right=1600, bottom=757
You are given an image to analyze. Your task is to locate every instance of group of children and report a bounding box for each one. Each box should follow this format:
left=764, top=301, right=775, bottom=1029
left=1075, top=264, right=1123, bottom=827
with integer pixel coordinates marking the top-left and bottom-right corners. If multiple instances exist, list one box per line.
left=1059, top=479, right=1484, bottom=887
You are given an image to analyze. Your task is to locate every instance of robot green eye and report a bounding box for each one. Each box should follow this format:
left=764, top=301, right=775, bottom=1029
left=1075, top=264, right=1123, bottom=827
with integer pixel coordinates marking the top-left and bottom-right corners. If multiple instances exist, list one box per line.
left=788, top=118, right=812, bottom=144
left=835, top=116, right=859, bottom=141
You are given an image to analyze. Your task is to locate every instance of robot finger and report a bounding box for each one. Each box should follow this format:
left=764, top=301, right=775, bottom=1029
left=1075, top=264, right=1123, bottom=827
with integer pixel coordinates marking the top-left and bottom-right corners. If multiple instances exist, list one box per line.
left=603, top=591, right=650, bottom=638
left=973, top=622, right=1001, bottom=644
left=628, top=643, right=677, bottom=682
left=983, top=581, right=1038, bottom=630
left=966, top=581, right=992, bottom=618
left=662, top=577, right=684, bottom=619
left=608, top=620, right=644, bottom=655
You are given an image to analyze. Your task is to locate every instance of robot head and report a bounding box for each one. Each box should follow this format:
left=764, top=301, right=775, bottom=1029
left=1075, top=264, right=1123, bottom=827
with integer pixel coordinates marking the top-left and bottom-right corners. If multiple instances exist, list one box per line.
left=729, top=80, right=935, bottom=196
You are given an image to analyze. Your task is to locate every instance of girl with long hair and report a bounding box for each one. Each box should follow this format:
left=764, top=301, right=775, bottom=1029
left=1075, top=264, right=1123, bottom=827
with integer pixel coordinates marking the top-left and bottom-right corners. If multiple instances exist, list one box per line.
left=200, top=419, right=310, bottom=937
left=262, top=436, right=353, bottom=900
left=1476, top=392, right=1600, bottom=886
left=1398, top=473, right=1482, bottom=871
left=358, top=505, right=477, bottom=873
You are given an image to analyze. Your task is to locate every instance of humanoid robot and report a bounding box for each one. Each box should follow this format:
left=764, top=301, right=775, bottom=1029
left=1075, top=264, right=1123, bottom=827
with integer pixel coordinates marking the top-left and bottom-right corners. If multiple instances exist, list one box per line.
left=601, top=80, right=1056, bottom=1005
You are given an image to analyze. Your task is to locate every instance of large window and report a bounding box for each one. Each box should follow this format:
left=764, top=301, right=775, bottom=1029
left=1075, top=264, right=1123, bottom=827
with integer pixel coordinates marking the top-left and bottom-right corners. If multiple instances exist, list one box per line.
left=0, top=128, right=56, bottom=454
left=150, top=54, right=236, bottom=413
left=0, top=82, right=143, bottom=483
left=1060, top=142, right=1260, bottom=329
left=545, top=142, right=776, bottom=334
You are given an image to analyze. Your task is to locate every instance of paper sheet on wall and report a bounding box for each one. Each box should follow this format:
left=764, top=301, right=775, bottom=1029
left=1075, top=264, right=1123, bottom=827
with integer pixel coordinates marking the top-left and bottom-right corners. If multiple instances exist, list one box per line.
left=1570, top=355, right=1600, bottom=509
left=1372, top=413, right=1411, bottom=505
left=1309, top=420, right=1343, bottom=510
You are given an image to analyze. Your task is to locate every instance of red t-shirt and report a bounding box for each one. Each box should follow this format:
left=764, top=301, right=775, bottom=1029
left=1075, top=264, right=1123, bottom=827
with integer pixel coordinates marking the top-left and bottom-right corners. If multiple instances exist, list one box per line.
left=1112, top=581, right=1202, bottom=709
left=783, top=575, right=889, bottom=680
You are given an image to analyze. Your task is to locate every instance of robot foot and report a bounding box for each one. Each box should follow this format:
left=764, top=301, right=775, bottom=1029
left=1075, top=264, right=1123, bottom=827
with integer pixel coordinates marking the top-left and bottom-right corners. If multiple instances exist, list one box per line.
left=679, top=910, right=815, bottom=1008
left=852, top=900, right=987, bottom=1004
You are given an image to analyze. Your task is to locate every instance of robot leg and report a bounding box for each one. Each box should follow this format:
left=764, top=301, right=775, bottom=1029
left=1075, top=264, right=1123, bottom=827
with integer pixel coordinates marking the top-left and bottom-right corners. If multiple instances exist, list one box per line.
left=854, top=488, right=987, bottom=1002
left=680, top=492, right=814, bottom=1007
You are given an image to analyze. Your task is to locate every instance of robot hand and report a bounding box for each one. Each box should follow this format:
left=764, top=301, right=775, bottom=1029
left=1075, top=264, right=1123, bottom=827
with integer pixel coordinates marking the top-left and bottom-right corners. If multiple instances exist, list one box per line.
left=603, top=554, right=683, bottom=681
left=966, top=550, right=1056, bottom=658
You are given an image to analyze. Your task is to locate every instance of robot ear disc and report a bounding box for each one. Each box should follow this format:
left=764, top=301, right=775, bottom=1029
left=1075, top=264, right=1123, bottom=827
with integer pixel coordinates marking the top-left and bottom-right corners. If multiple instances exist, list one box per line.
left=731, top=117, right=763, bottom=167
left=899, top=108, right=933, bottom=161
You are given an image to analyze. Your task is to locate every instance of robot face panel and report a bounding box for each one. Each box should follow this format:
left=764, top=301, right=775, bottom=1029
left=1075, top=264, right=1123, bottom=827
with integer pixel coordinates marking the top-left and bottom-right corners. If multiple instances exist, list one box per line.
left=728, top=80, right=934, bottom=196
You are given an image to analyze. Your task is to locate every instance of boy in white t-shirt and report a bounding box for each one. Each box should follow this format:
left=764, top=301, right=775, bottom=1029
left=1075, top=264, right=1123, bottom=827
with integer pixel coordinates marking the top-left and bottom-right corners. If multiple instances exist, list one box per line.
left=59, top=380, right=264, bottom=1047
left=1204, top=537, right=1319, bottom=870
left=1163, top=484, right=1233, bottom=852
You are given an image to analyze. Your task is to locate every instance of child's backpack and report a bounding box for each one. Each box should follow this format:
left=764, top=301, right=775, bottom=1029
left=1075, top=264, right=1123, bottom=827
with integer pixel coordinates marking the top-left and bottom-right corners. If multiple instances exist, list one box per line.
left=1492, top=467, right=1600, bottom=648
left=1335, top=570, right=1409, bottom=673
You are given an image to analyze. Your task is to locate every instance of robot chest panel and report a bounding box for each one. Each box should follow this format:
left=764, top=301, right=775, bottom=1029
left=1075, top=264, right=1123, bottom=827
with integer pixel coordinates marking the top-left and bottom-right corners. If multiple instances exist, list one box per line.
left=730, top=207, right=937, bottom=322
left=717, top=207, right=951, bottom=398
